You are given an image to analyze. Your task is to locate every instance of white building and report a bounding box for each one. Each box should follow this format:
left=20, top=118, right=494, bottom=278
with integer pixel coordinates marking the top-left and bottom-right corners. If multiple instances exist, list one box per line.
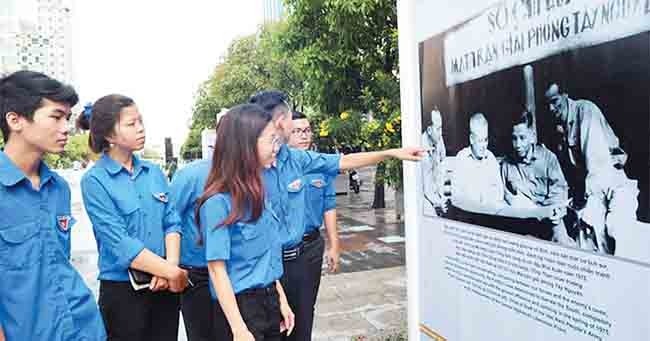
left=263, top=0, right=284, bottom=24
left=201, top=128, right=216, bottom=161
left=200, top=108, right=228, bottom=161
left=0, top=0, right=20, bottom=75
left=0, top=0, right=74, bottom=84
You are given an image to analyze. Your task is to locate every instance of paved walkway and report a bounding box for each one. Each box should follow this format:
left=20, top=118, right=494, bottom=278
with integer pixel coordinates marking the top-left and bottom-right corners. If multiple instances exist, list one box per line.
left=66, top=166, right=407, bottom=340
left=314, top=267, right=407, bottom=341
left=314, top=168, right=407, bottom=340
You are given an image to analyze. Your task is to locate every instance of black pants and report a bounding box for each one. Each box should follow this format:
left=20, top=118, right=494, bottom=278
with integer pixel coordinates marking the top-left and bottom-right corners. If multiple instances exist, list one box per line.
left=213, top=285, right=283, bottom=341
left=99, top=280, right=180, bottom=341
left=180, top=266, right=215, bottom=341
left=281, top=235, right=325, bottom=341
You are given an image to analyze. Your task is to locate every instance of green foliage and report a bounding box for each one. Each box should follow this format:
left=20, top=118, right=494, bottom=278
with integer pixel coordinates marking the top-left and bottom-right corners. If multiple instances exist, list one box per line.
left=182, top=23, right=304, bottom=159
left=182, top=0, right=403, bottom=191
left=180, top=126, right=203, bottom=160
left=310, top=110, right=364, bottom=152
left=311, top=109, right=402, bottom=189
left=283, top=0, right=403, bottom=189
left=283, top=0, right=398, bottom=113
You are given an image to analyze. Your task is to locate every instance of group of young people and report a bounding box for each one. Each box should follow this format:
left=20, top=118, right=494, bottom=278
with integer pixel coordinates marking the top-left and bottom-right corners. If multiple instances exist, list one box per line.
left=0, top=70, right=423, bottom=341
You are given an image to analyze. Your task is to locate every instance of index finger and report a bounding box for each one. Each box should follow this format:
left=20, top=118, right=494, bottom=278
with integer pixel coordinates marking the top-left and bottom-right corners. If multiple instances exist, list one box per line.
left=407, top=156, right=424, bottom=162
left=150, top=277, right=159, bottom=292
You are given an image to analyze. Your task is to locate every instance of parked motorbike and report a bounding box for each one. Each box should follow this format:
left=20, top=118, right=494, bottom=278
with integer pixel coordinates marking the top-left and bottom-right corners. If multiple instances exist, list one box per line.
left=349, top=169, right=361, bottom=194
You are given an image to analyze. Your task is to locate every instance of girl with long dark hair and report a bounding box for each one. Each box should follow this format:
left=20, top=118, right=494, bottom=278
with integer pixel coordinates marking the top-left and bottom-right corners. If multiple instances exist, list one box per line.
left=197, top=104, right=294, bottom=341
left=198, top=101, right=424, bottom=341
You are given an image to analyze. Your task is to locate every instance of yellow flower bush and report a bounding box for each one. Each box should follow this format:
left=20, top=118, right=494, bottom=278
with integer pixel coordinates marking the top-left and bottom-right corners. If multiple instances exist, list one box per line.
left=319, top=120, right=330, bottom=137
left=339, top=111, right=350, bottom=120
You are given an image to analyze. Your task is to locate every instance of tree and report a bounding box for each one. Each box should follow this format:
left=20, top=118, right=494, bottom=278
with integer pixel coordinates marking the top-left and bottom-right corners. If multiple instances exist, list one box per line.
left=283, top=0, right=401, bottom=208
left=181, top=23, right=304, bottom=159
left=182, top=0, right=404, bottom=208
left=180, top=125, right=204, bottom=160
left=312, top=110, right=365, bottom=153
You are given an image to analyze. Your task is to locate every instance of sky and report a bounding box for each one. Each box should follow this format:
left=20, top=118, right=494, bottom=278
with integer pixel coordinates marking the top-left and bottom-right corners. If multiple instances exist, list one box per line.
left=72, top=1, right=263, bottom=154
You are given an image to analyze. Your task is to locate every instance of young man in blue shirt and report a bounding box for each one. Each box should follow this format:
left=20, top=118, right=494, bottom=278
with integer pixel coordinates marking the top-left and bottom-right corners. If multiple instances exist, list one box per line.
left=249, top=90, right=423, bottom=341
left=0, top=70, right=106, bottom=340
left=285, top=110, right=340, bottom=341
left=169, top=158, right=214, bottom=341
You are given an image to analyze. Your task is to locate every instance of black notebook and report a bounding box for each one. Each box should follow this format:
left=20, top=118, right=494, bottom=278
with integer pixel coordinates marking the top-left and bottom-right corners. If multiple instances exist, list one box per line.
left=127, top=268, right=153, bottom=291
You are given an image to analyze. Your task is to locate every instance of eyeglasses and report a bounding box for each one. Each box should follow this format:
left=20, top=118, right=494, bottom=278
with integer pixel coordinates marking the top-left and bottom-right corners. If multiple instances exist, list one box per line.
left=291, top=127, right=312, bottom=136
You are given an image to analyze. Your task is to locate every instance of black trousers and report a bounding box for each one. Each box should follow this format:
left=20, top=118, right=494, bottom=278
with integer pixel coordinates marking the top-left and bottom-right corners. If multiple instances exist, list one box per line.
left=180, top=266, right=216, bottom=341
left=98, top=280, right=180, bottom=341
left=213, top=285, right=283, bottom=341
left=281, top=235, right=325, bottom=341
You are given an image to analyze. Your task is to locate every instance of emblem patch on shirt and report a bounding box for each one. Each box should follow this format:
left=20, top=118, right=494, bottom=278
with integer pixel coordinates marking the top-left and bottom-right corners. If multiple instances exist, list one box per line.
left=288, top=179, right=302, bottom=191
left=153, top=192, right=169, bottom=203
left=310, top=179, right=325, bottom=188
left=57, top=215, right=72, bottom=232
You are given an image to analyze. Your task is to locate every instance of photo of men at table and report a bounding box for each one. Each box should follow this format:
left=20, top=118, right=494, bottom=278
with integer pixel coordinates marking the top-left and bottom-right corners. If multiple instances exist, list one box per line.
left=424, top=85, right=640, bottom=255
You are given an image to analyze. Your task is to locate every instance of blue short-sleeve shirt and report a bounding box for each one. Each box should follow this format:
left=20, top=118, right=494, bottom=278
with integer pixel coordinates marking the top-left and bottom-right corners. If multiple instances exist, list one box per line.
left=169, top=159, right=210, bottom=268
left=81, top=154, right=182, bottom=281
left=201, top=193, right=284, bottom=300
left=265, top=145, right=340, bottom=248
left=303, top=172, right=337, bottom=234
left=0, top=151, right=106, bottom=341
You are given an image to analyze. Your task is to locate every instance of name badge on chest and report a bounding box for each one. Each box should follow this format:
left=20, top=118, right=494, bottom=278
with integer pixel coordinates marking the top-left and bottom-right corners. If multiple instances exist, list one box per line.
left=310, top=179, right=325, bottom=188
left=57, top=215, right=72, bottom=232
left=153, top=192, right=169, bottom=203
left=288, top=179, right=302, bottom=191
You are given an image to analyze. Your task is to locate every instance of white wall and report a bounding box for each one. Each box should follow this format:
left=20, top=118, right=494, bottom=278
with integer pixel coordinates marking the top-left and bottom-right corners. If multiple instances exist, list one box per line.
left=414, top=0, right=499, bottom=43
left=399, top=2, right=499, bottom=338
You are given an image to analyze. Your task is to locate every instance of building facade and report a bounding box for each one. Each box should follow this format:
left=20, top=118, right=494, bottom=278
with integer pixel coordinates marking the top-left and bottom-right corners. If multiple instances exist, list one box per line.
left=263, top=0, right=285, bottom=24
left=0, top=0, right=74, bottom=84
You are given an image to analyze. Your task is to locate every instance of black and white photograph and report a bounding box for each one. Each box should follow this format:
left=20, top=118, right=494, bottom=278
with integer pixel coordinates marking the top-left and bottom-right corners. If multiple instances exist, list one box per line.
left=419, top=0, right=650, bottom=262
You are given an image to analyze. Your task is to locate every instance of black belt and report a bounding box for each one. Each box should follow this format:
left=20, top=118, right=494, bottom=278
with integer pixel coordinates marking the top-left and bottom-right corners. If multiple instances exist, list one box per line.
left=302, top=229, right=320, bottom=243
left=283, top=230, right=322, bottom=261
left=283, top=244, right=303, bottom=261
left=238, top=283, right=276, bottom=296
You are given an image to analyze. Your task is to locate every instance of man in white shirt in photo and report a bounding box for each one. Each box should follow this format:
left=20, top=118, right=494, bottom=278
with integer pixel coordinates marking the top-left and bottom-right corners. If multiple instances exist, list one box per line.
left=451, top=113, right=504, bottom=213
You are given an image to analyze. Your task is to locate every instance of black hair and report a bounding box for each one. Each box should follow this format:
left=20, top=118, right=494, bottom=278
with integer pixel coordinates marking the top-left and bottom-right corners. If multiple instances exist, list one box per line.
left=0, top=70, right=78, bottom=142
left=292, top=110, right=306, bottom=120
left=76, top=94, right=135, bottom=153
left=514, top=110, right=535, bottom=130
left=249, top=90, right=289, bottom=113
